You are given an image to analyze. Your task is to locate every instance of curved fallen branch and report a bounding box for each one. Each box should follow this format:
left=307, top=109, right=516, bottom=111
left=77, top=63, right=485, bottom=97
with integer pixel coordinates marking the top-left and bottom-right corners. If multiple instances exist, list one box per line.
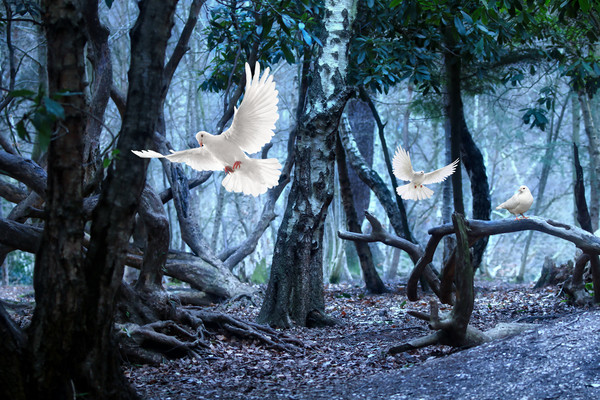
left=389, top=214, right=538, bottom=354
left=338, top=211, right=441, bottom=297
left=407, top=217, right=600, bottom=302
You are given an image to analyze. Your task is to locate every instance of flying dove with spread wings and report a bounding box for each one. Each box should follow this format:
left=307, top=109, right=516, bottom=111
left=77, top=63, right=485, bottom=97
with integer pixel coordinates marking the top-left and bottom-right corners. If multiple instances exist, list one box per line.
left=132, top=62, right=280, bottom=197
left=496, top=185, right=533, bottom=219
left=392, top=145, right=459, bottom=201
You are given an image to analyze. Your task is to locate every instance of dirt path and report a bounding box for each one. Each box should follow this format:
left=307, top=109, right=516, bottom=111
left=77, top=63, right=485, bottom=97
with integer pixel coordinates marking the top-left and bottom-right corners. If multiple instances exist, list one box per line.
left=307, top=310, right=600, bottom=400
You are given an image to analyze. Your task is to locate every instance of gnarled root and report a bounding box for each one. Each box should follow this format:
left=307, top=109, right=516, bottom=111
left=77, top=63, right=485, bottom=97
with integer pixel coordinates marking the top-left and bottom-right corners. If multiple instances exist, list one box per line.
left=388, top=300, right=537, bottom=355
left=116, top=283, right=305, bottom=365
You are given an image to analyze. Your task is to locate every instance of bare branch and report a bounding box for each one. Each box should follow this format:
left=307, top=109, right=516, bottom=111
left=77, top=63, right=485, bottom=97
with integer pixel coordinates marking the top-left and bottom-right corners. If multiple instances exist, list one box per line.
left=0, top=151, right=47, bottom=197
left=0, top=179, right=27, bottom=203
left=0, top=217, right=42, bottom=253
left=338, top=210, right=422, bottom=263
left=408, top=217, right=600, bottom=301
left=163, top=0, right=206, bottom=95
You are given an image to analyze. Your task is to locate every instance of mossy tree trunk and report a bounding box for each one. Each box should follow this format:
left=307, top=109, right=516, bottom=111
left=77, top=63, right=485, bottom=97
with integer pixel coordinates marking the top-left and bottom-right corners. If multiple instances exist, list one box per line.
left=258, top=0, right=357, bottom=328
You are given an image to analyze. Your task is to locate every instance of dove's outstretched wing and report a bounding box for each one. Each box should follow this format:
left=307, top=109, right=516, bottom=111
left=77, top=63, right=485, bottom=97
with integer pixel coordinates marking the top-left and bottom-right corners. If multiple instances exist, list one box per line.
left=132, top=148, right=223, bottom=172
left=422, top=158, right=459, bottom=185
left=223, top=62, right=279, bottom=154
left=392, top=146, right=414, bottom=181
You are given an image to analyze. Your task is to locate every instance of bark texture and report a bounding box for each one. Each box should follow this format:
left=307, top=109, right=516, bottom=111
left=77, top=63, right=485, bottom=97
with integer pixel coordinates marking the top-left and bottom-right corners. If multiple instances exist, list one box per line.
left=444, top=50, right=464, bottom=215
left=24, top=1, right=178, bottom=399
left=77, top=1, right=178, bottom=395
left=258, top=0, right=357, bottom=328
left=344, top=98, right=373, bottom=222
left=578, top=91, right=600, bottom=231
left=336, top=134, right=386, bottom=294
left=27, top=1, right=90, bottom=397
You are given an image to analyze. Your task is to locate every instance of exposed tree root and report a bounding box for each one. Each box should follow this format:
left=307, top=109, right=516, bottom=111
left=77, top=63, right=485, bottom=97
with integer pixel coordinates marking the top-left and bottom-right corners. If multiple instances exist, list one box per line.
left=190, top=309, right=307, bottom=352
left=116, top=284, right=305, bottom=365
left=388, top=300, right=538, bottom=355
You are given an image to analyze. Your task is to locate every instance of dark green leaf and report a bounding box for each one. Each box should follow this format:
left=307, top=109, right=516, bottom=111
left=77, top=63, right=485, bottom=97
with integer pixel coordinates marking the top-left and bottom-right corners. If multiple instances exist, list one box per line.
left=43, top=97, right=65, bottom=119
left=280, top=42, right=295, bottom=64
left=261, top=14, right=274, bottom=38
left=301, top=29, right=312, bottom=45
left=454, top=15, right=466, bottom=36
left=357, top=51, right=366, bottom=65
left=579, top=0, right=590, bottom=13
left=8, top=89, right=35, bottom=98
left=16, top=120, right=30, bottom=142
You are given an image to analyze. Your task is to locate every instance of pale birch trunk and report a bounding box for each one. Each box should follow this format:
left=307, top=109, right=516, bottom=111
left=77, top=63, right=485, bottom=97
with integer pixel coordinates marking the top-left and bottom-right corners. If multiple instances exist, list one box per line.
left=258, top=0, right=357, bottom=328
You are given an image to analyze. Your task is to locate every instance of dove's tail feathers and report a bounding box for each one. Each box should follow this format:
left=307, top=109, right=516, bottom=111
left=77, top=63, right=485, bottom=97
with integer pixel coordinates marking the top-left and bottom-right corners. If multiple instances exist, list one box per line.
left=132, top=150, right=165, bottom=159
left=221, top=158, right=282, bottom=196
left=396, top=183, right=434, bottom=201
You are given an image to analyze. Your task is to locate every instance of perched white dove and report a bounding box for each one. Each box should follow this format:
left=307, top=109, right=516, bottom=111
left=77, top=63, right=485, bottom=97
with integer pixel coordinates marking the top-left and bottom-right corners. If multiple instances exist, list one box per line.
left=132, top=62, right=281, bottom=196
left=496, top=185, right=533, bottom=219
left=392, top=145, right=459, bottom=201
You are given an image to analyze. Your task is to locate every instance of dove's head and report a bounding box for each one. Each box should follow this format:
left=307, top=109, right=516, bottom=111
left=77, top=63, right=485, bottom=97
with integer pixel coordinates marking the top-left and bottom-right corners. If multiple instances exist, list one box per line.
left=418, top=171, right=425, bottom=176
left=195, top=131, right=211, bottom=147
left=519, top=185, right=530, bottom=193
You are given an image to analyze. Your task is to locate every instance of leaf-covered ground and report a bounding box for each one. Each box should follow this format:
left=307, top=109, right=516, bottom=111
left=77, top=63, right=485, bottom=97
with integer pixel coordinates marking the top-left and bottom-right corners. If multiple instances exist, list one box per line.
left=123, top=279, right=592, bottom=400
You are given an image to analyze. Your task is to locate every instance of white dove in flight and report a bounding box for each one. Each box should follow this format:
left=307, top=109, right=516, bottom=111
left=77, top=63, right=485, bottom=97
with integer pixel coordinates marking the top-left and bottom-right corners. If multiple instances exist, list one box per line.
left=392, top=145, right=459, bottom=201
left=132, top=62, right=281, bottom=197
left=496, top=185, right=533, bottom=219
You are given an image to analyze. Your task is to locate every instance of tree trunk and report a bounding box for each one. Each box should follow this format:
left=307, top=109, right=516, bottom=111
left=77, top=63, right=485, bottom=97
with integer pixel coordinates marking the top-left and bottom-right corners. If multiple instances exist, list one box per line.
left=135, top=185, right=169, bottom=291
left=445, top=46, right=491, bottom=269
left=258, top=0, right=357, bottom=328
left=517, top=93, right=567, bottom=282
left=459, top=120, right=491, bottom=270
left=444, top=50, right=465, bottom=215
left=82, top=0, right=112, bottom=189
left=343, top=98, right=374, bottom=273
left=579, top=91, right=600, bottom=231
left=27, top=0, right=90, bottom=397
left=25, top=1, right=178, bottom=399
left=336, top=133, right=386, bottom=293
left=345, top=98, right=374, bottom=223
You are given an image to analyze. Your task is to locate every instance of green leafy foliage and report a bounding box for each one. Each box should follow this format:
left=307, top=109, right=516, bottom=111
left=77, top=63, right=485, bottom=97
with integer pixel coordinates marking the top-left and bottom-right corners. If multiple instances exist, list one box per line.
left=349, top=0, right=544, bottom=96
left=102, top=149, right=121, bottom=169
left=9, top=88, right=74, bottom=151
left=520, top=107, right=549, bottom=131
left=201, top=0, right=324, bottom=93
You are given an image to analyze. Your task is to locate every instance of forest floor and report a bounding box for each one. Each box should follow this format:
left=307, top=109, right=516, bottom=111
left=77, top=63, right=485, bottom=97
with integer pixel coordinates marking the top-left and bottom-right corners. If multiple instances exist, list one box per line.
left=2, top=279, right=598, bottom=399
left=131, top=279, right=597, bottom=399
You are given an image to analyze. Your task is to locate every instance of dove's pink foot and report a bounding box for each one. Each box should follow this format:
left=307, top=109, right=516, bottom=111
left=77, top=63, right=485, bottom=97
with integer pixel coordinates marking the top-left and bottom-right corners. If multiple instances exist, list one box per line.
left=224, top=161, right=242, bottom=174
